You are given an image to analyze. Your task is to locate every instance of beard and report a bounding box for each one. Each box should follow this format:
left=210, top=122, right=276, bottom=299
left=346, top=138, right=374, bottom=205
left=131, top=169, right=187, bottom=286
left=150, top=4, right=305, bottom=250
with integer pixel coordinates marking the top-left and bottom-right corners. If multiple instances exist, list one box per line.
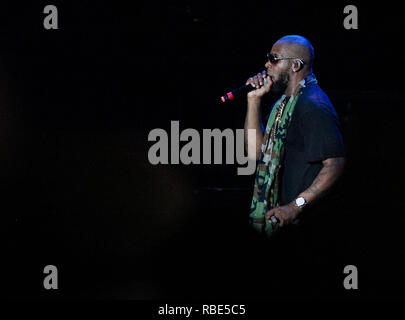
left=270, top=70, right=289, bottom=95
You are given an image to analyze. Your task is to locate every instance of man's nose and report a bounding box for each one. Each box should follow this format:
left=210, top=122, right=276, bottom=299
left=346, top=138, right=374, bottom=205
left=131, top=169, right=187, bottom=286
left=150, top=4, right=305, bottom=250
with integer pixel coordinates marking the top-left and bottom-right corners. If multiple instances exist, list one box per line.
left=265, top=61, right=271, bottom=69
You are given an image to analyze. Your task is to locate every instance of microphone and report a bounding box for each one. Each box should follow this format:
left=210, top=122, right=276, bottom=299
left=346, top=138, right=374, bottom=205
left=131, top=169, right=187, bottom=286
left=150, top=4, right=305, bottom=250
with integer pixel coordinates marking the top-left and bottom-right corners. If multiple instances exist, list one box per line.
left=220, top=84, right=253, bottom=103
left=220, top=77, right=268, bottom=103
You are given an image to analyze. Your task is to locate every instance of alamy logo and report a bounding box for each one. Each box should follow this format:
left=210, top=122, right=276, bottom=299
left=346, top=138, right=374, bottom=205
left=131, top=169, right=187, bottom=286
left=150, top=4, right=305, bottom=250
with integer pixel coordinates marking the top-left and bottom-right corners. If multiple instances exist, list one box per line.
left=147, top=121, right=256, bottom=175
left=43, top=5, right=58, bottom=30
left=343, top=265, right=358, bottom=290
left=343, top=5, right=358, bottom=30
left=43, top=265, right=58, bottom=290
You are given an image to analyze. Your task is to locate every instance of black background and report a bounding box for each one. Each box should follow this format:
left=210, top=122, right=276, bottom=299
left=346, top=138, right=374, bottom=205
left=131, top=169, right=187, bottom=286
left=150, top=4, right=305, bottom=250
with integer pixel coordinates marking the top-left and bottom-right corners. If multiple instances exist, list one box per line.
left=2, top=1, right=405, bottom=300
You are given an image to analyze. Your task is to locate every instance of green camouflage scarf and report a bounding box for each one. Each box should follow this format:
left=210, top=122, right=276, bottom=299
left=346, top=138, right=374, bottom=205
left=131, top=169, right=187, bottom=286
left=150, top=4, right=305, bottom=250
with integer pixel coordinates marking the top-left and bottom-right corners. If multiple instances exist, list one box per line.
left=249, top=74, right=317, bottom=237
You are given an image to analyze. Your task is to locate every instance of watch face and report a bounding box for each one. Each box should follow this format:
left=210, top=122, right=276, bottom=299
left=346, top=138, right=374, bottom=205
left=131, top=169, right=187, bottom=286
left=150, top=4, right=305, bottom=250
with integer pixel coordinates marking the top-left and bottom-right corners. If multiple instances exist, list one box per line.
left=296, top=197, right=306, bottom=206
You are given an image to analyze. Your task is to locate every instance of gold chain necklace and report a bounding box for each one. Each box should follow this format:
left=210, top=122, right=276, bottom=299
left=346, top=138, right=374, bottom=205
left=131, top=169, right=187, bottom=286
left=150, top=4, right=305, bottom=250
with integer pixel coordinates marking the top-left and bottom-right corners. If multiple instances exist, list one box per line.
left=270, top=97, right=288, bottom=141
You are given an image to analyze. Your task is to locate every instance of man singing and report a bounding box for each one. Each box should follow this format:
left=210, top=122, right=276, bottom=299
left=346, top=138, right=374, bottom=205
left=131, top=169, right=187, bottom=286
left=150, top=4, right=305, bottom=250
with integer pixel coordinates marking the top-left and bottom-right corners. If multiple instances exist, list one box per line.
left=244, top=35, right=345, bottom=238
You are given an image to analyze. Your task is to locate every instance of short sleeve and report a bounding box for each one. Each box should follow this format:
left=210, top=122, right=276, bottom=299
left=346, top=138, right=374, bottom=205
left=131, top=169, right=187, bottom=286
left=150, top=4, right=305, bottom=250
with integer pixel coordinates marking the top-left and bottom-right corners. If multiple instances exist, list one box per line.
left=301, top=105, right=345, bottom=162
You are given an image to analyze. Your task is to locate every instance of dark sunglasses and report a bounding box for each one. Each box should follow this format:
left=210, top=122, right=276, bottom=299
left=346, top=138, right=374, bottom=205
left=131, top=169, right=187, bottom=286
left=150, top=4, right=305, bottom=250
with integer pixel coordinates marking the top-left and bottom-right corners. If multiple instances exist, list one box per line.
left=267, top=52, right=304, bottom=65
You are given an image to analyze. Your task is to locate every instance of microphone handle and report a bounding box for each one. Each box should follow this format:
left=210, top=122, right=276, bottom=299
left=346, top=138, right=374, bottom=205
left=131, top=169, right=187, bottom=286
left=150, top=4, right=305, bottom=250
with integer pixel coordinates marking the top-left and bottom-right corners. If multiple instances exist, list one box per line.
left=220, top=84, right=252, bottom=103
left=220, top=77, right=268, bottom=103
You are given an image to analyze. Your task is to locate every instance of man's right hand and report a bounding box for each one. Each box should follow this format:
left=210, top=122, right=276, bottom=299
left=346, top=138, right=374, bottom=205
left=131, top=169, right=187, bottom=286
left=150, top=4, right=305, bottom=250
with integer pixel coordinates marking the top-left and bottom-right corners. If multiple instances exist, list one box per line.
left=246, top=70, right=272, bottom=99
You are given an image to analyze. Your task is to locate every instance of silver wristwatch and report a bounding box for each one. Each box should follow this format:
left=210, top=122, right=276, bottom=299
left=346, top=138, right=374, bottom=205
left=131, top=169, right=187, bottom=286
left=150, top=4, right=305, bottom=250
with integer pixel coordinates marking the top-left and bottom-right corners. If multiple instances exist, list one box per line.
left=295, top=196, right=307, bottom=208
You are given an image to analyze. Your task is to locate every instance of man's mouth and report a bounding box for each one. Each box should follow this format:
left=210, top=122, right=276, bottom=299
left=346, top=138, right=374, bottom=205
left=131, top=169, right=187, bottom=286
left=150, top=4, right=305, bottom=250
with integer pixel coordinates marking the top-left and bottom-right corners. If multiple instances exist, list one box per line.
left=266, top=71, right=273, bottom=80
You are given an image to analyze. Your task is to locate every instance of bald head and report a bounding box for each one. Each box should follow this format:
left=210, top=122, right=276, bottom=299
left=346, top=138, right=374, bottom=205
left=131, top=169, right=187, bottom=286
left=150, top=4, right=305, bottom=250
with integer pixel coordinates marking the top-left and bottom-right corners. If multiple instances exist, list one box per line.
left=274, top=35, right=314, bottom=70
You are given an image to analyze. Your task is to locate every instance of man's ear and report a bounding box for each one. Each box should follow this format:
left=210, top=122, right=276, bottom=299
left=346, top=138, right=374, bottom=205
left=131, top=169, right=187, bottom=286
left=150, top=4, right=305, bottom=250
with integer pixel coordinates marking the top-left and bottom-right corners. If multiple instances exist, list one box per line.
left=292, top=59, right=304, bottom=72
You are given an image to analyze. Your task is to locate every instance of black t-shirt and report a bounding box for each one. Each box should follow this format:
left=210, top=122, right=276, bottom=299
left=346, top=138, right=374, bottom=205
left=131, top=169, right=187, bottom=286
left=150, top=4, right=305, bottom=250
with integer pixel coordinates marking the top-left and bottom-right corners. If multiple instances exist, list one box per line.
left=266, top=83, right=345, bottom=206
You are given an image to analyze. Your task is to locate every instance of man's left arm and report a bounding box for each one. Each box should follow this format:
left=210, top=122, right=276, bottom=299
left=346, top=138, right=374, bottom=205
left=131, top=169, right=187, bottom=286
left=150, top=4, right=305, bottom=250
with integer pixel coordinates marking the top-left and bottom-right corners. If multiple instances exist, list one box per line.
left=266, top=156, right=345, bottom=227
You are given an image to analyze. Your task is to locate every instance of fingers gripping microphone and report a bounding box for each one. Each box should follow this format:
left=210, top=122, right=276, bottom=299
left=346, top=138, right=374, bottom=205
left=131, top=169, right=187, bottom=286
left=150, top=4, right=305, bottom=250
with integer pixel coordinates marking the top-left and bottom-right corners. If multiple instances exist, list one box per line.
left=220, top=77, right=268, bottom=103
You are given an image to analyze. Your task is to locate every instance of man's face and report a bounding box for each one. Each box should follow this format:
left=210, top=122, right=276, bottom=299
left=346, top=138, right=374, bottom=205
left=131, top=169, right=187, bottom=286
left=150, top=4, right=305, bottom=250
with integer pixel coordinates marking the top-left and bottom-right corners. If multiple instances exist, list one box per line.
left=265, top=43, right=291, bottom=95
